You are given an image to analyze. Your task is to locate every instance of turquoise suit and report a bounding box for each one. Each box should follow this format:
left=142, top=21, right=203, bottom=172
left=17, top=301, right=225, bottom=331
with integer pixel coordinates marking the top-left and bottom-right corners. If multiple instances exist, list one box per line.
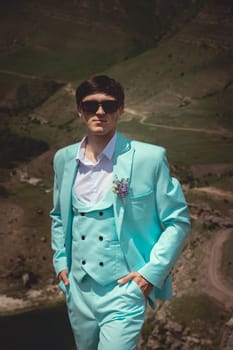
left=50, top=132, right=190, bottom=348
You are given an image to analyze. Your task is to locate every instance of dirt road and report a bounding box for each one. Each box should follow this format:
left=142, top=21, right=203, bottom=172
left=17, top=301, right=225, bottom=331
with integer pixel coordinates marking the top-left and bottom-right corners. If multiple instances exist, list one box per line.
left=124, top=108, right=233, bottom=137
left=208, top=229, right=233, bottom=307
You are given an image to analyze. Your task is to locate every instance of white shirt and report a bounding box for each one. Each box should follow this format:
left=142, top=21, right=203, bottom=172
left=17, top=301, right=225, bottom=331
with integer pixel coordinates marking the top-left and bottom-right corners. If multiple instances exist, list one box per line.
left=74, top=134, right=116, bottom=204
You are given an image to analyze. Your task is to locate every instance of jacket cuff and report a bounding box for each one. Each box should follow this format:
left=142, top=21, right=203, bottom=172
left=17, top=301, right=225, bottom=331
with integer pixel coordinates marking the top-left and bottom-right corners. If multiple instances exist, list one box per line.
left=138, top=263, right=168, bottom=289
left=54, top=257, right=68, bottom=276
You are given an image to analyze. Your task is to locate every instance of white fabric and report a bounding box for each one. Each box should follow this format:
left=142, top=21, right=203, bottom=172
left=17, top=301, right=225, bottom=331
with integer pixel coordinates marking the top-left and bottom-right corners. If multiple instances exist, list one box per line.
left=74, top=134, right=116, bottom=204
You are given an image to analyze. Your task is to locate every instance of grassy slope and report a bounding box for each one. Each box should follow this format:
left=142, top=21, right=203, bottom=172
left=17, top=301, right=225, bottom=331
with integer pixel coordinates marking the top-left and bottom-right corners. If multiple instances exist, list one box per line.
left=3, top=1, right=233, bottom=166
left=0, top=3, right=138, bottom=82
left=27, top=23, right=233, bottom=166
left=105, top=47, right=233, bottom=166
left=102, top=5, right=233, bottom=170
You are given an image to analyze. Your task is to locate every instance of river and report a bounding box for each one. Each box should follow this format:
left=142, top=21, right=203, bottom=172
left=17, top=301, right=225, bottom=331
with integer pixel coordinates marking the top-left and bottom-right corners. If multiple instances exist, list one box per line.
left=0, top=303, right=76, bottom=350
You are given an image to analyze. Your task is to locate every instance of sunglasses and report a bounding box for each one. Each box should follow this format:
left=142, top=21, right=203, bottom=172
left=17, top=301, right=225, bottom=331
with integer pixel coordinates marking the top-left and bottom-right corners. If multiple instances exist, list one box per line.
left=81, top=100, right=119, bottom=114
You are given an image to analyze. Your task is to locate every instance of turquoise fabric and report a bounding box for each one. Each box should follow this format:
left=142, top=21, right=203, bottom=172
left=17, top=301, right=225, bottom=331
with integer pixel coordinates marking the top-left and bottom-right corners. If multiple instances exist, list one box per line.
left=71, top=188, right=129, bottom=285
left=65, top=273, right=146, bottom=350
left=51, top=132, right=190, bottom=308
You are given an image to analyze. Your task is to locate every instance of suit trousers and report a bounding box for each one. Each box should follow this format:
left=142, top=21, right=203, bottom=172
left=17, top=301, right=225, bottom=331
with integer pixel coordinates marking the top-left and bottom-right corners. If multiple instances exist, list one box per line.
left=65, top=272, right=146, bottom=350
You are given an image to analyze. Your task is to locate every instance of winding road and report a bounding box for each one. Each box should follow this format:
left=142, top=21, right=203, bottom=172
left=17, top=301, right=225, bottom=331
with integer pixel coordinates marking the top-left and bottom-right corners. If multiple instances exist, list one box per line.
left=208, top=229, right=233, bottom=306
left=124, top=107, right=233, bottom=137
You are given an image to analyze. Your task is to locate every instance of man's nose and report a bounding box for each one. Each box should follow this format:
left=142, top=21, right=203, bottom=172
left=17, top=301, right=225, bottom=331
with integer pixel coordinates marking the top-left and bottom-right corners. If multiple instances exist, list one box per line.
left=96, top=104, right=105, bottom=115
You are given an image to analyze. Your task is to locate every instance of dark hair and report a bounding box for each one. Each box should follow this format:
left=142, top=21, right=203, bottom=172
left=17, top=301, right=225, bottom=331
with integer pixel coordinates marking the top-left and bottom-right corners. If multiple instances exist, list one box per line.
left=76, top=75, right=124, bottom=108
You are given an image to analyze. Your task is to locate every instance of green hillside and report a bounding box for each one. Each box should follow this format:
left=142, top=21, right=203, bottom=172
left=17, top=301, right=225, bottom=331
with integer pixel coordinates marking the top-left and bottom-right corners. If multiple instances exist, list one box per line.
left=0, top=0, right=199, bottom=81
left=27, top=2, right=233, bottom=167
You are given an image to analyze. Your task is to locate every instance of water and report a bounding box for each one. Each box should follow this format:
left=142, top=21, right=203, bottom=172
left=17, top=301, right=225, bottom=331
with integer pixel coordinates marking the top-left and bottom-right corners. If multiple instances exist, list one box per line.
left=0, top=303, right=76, bottom=350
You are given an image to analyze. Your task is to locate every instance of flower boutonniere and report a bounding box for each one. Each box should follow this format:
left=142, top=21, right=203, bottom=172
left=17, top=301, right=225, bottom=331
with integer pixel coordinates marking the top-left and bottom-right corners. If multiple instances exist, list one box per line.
left=112, top=176, right=129, bottom=205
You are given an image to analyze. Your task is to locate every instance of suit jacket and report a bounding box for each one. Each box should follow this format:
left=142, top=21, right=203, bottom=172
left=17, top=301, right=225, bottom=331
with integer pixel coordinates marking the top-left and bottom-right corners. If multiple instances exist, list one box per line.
left=50, top=132, right=190, bottom=307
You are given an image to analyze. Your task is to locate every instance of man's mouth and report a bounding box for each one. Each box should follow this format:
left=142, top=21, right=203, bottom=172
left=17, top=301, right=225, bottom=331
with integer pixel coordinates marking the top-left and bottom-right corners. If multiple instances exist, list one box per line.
left=94, top=119, right=107, bottom=123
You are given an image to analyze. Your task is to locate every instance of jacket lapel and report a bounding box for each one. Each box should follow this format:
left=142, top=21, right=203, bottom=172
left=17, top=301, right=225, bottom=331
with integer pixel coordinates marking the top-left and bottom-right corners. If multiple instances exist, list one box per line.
left=113, top=133, right=135, bottom=237
left=60, top=133, right=134, bottom=238
left=60, top=144, right=80, bottom=231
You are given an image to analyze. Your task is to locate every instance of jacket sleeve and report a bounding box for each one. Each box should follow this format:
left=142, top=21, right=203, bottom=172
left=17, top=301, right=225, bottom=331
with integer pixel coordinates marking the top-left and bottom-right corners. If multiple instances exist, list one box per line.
left=138, top=149, right=190, bottom=288
left=50, top=150, right=68, bottom=276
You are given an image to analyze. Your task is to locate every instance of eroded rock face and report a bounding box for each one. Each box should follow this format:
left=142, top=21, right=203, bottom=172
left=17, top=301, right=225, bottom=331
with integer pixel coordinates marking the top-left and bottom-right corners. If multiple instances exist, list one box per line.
left=139, top=305, right=232, bottom=350
left=220, top=318, right=233, bottom=350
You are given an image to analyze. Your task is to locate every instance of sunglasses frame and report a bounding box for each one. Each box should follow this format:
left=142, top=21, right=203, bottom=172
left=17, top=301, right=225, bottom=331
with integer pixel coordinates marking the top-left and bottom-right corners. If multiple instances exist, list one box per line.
left=81, top=99, right=120, bottom=115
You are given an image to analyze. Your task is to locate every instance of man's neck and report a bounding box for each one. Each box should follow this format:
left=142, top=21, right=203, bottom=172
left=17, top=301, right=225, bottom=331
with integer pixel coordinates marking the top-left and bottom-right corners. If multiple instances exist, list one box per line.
left=85, top=132, right=115, bottom=163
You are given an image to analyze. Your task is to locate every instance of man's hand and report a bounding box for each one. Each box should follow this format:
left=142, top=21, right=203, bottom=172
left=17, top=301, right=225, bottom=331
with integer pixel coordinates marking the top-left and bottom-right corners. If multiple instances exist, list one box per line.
left=58, top=269, right=69, bottom=286
left=118, top=272, right=153, bottom=297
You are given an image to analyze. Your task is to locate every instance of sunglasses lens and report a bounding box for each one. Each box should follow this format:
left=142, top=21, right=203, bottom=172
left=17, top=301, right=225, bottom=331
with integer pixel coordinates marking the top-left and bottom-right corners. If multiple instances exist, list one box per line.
left=102, top=101, right=119, bottom=113
left=81, top=100, right=119, bottom=114
left=82, top=101, right=99, bottom=114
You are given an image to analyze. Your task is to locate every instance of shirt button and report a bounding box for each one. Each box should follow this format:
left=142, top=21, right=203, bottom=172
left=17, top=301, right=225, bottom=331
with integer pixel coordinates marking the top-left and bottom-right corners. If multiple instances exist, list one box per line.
left=99, top=236, right=103, bottom=241
left=82, top=260, right=86, bottom=265
left=99, top=262, right=104, bottom=267
left=99, top=211, right=104, bottom=216
left=81, top=235, right=85, bottom=240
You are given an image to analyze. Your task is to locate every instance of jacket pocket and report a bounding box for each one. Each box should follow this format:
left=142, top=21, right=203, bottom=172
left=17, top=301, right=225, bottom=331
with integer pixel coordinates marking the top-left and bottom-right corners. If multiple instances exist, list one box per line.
left=127, top=280, right=146, bottom=304
left=130, top=190, right=153, bottom=200
left=58, top=277, right=71, bottom=298
left=126, top=190, right=154, bottom=222
left=58, top=280, right=66, bottom=295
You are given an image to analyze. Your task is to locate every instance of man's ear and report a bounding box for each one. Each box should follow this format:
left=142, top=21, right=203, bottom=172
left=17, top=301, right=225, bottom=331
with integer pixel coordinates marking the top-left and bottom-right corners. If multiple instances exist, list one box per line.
left=118, top=105, right=124, bottom=116
left=77, top=106, right=82, bottom=118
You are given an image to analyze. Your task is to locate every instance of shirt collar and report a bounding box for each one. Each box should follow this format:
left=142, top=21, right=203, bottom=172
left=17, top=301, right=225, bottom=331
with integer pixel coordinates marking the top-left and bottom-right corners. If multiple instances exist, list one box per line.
left=76, top=132, right=116, bottom=163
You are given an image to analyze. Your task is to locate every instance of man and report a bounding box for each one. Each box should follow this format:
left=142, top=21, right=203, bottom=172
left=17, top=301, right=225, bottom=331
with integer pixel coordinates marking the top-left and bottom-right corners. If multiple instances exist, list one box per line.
left=50, top=75, right=190, bottom=350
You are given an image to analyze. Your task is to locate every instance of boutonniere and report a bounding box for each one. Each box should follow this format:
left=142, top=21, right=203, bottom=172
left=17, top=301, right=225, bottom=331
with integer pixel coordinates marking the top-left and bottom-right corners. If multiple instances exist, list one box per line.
left=112, top=176, right=129, bottom=205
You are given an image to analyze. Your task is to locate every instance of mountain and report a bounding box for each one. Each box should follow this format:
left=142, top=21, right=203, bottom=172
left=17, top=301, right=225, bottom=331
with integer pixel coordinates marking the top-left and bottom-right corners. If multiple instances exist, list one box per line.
left=0, top=1, right=232, bottom=349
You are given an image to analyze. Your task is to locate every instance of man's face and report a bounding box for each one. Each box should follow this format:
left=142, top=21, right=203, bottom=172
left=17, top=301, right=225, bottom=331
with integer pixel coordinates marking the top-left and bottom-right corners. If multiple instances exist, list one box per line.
left=79, top=93, right=123, bottom=137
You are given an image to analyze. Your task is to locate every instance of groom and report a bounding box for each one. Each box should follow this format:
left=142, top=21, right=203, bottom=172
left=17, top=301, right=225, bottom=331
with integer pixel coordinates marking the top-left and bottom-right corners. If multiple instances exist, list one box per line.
left=50, top=75, right=190, bottom=350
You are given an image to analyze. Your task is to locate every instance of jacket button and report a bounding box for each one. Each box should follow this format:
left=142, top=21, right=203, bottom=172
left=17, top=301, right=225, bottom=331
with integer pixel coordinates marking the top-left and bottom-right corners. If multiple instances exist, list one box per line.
left=80, top=212, right=85, bottom=216
left=99, top=211, right=104, bottom=216
left=99, top=262, right=104, bottom=266
left=82, top=260, right=86, bottom=265
left=99, top=236, right=103, bottom=241
left=81, top=235, right=85, bottom=240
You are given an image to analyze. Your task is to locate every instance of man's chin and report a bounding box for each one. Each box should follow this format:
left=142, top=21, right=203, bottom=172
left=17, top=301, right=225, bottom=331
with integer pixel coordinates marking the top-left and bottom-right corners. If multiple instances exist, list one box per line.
left=89, top=128, right=115, bottom=137
left=91, top=129, right=106, bottom=135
